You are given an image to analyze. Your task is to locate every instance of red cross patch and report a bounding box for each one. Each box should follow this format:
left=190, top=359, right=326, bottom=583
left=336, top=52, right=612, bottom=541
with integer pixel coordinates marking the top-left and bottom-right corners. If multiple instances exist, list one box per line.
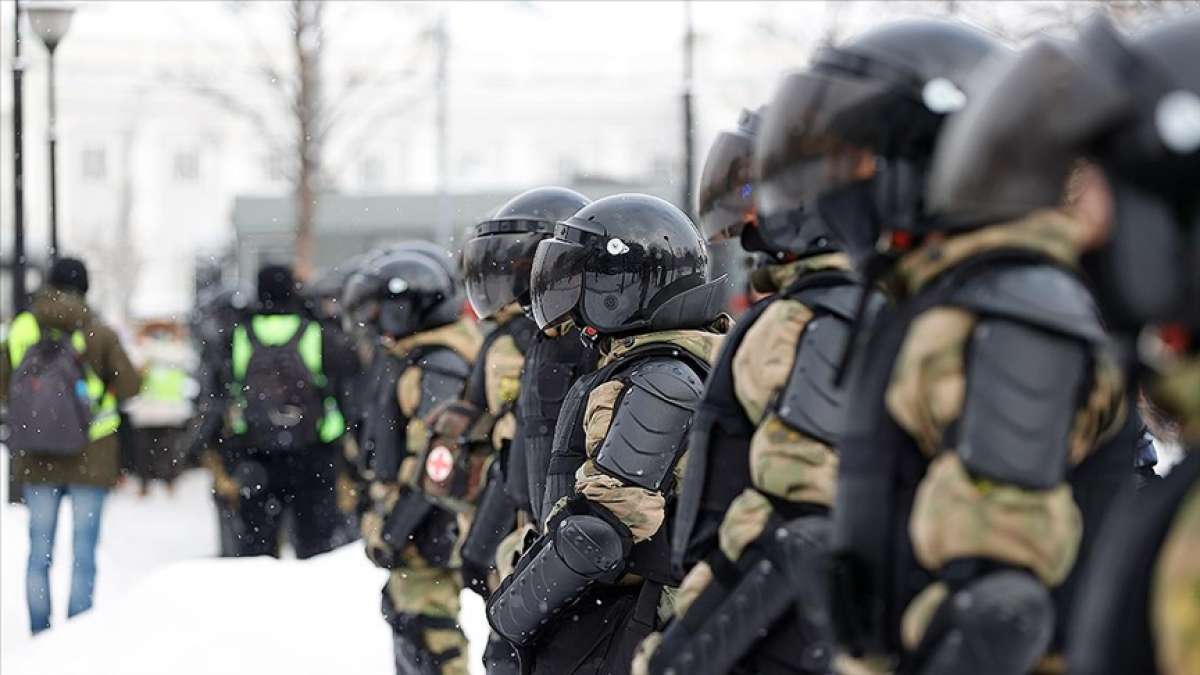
left=425, top=445, right=455, bottom=483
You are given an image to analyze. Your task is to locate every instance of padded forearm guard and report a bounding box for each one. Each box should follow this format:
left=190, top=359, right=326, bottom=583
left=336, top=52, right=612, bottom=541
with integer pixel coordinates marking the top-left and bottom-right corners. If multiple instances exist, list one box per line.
left=650, top=516, right=835, bottom=675
left=487, top=514, right=629, bottom=647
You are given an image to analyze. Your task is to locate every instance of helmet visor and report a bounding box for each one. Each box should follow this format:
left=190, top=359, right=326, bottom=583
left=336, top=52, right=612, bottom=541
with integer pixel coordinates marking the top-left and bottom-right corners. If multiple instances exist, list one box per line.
left=463, top=232, right=546, bottom=318
left=698, top=130, right=757, bottom=243
left=530, top=238, right=587, bottom=330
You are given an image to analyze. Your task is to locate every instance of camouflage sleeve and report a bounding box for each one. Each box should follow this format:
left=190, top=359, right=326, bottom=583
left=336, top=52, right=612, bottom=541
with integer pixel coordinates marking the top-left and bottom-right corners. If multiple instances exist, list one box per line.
left=1152, top=483, right=1200, bottom=675
left=734, top=299, right=839, bottom=507
left=573, top=378, right=668, bottom=542
left=891, top=306, right=1083, bottom=587
left=884, top=307, right=974, bottom=457
left=1068, top=353, right=1127, bottom=465
left=484, top=334, right=524, bottom=448
left=673, top=488, right=773, bottom=619
left=396, top=365, right=428, bottom=484
left=731, top=299, right=812, bottom=423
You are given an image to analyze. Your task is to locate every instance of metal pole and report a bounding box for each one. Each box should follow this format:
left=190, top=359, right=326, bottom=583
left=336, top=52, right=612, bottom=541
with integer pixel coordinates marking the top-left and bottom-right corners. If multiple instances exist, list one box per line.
left=434, top=13, right=450, bottom=248
left=12, top=0, right=28, bottom=312
left=47, top=42, right=59, bottom=260
left=681, top=0, right=696, bottom=218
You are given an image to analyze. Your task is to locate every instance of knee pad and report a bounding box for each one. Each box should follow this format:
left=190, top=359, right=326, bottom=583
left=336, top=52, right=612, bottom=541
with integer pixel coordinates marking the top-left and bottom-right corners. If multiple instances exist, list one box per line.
left=918, top=571, right=1054, bottom=675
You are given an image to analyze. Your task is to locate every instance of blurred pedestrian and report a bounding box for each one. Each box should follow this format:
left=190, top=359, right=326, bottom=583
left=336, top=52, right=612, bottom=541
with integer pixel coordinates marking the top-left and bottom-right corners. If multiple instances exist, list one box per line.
left=188, top=264, right=359, bottom=558
left=126, top=321, right=198, bottom=494
left=0, top=257, right=142, bottom=634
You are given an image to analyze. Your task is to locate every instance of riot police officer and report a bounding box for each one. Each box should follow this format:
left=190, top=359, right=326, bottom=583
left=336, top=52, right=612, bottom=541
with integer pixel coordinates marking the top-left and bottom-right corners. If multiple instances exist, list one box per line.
left=639, top=106, right=884, bottom=675
left=439, top=186, right=592, bottom=675
left=486, top=193, right=729, bottom=674
left=921, top=14, right=1200, bottom=674
left=793, top=20, right=1128, bottom=675
left=355, top=244, right=481, bottom=675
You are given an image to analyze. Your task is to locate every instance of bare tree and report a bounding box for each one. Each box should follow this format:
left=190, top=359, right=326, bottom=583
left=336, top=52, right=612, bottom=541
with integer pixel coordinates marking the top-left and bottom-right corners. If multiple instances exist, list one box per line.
left=292, top=0, right=322, bottom=280
left=166, top=0, right=432, bottom=279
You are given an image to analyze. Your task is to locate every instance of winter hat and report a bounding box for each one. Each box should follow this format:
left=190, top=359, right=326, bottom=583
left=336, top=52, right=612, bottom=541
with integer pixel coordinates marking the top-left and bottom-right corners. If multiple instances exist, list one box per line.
left=48, top=257, right=89, bottom=296
left=257, top=264, right=297, bottom=309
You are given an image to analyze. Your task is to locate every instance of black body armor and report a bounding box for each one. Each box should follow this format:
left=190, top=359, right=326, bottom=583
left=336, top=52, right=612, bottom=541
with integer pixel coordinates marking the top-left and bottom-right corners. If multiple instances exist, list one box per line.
left=519, top=326, right=597, bottom=526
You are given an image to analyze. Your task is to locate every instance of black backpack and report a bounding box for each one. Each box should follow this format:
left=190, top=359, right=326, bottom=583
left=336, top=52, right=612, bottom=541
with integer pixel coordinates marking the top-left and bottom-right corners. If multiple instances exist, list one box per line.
left=241, top=320, right=323, bottom=451
left=7, top=334, right=93, bottom=455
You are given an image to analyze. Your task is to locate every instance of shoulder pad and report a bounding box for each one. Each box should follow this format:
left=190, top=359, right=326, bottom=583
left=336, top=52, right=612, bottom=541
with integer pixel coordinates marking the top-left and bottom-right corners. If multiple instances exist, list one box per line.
left=415, top=348, right=472, bottom=419
left=774, top=310, right=855, bottom=445
left=948, top=266, right=1106, bottom=342
left=593, top=358, right=705, bottom=491
left=959, top=318, right=1088, bottom=490
left=792, top=283, right=869, bottom=322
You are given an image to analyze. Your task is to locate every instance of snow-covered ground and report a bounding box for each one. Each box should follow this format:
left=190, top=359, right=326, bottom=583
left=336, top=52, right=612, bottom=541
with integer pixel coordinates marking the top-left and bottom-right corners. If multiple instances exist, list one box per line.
left=1, top=453, right=489, bottom=675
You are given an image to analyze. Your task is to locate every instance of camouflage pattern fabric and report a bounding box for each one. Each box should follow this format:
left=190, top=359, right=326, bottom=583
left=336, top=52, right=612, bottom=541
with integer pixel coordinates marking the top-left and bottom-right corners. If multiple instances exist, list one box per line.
left=733, top=299, right=814, bottom=423
left=1153, top=479, right=1200, bottom=675
left=495, top=522, right=535, bottom=583
left=598, top=326, right=727, bottom=369
left=750, top=413, right=838, bottom=507
left=756, top=254, right=853, bottom=295
left=575, top=460, right=666, bottom=542
left=484, top=332, right=524, bottom=448
left=584, top=380, right=625, bottom=454
left=901, top=581, right=950, bottom=651
left=368, top=318, right=481, bottom=674
left=1069, top=354, right=1126, bottom=465
left=387, top=318, right=482, bottom=367
left=386, top=556, right=469, bottom=675
left=909, top=431, right=1083, bottom=588
left=572, top=329, right=725, bottom=542
left=1151, top=355, right=1200, bottom=446
left=885, top=298, right=1122, bottom=585
left=885, top=307, right=974, bottom=458
left=891, top=208, right=1083, bottom=299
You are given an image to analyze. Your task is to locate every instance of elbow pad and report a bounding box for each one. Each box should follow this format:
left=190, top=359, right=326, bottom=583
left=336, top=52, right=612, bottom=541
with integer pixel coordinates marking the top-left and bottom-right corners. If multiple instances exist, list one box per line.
left=487, top=514, right=629, bottom=647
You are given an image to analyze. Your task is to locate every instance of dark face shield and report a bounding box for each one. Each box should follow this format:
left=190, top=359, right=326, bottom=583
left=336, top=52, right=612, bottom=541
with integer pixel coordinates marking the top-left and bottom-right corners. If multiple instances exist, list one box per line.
left=698, top=129, right=757, bottom=243
left=530, top=238, right=588, bottom=330
left=755, top=70, right=890, bottom=262
left=463, top=231, right=547, bottom=319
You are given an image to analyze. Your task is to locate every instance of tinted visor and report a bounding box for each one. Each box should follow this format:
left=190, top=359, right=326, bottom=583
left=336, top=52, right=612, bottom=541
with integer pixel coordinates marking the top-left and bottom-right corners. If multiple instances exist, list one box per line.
left=463, top=232, right=546, bottom=318
left=698, top=129, right=757, bottom=242
left=530, top=238, right=587, bottom=330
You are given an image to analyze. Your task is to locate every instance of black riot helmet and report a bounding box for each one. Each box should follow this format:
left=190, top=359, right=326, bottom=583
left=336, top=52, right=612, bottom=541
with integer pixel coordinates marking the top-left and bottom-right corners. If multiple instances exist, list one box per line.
left=697, top=109, right=763, bottom=245
left=530, top=193, right=727, bottom=335
left=191, top=283, right=250, bottom=349
left=310, top=254, right=369, bottom=322
left=759, top=20, right=1002, bottom=271
left=929, top=14, right=1200, bottom=335
left=463, top=186, right=591, bottom=319
left=360, top=243, right=464, bottom=339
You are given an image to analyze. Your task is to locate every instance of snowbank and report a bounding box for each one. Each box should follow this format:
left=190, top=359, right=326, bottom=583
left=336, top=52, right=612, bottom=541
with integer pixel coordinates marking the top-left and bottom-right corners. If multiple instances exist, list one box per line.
left=1, top=455, right=489, bottom=675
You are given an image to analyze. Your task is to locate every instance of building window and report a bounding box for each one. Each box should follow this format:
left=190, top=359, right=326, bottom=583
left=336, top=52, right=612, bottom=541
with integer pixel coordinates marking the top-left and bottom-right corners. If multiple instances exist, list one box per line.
left=359, top=156, right=384, bottom=190
left=173, top=150, right=200, bottom=182
left=82, top=147, right=107, bottom=182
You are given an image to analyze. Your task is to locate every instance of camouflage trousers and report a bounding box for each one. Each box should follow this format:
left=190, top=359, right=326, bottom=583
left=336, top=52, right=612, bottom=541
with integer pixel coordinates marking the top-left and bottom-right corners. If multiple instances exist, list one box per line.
left=385, top=553, right=468, bottom=675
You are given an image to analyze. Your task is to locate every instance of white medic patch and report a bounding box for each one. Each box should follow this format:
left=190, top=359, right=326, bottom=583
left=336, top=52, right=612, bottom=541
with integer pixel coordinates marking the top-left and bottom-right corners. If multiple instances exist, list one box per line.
left=425, top=445, right=455, bottom=483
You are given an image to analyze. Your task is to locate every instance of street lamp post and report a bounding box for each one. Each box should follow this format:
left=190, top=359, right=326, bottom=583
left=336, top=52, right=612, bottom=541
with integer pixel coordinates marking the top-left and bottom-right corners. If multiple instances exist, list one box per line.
left=11, top=0, right=28, bottom=314
left=28, top=3, right=75, bottom=261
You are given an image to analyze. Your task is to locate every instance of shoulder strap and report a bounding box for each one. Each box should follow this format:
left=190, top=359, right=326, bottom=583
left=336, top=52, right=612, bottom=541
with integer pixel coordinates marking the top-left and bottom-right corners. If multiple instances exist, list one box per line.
left=779, top=267, right=860, bottom=299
